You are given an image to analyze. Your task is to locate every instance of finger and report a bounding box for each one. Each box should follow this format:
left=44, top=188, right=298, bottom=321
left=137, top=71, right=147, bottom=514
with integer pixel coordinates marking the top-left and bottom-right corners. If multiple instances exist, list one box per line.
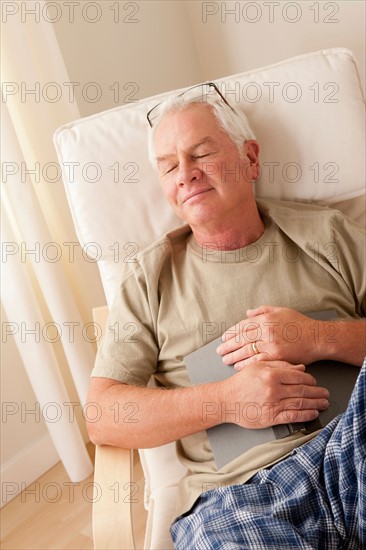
left=274, top=408, right=321, bottom=425
left=276, top=362, right=306, bottom=371
left=220, top=324, right=242, bottom=343
left=219, top=336, right=262, bottom=356
left=233, top=353, right=270, bottom=370
left=277, top=369, right=320, bottom=386
left=221, top=317, right=264, bottom=343
left=273, top=393, right=330, bottom=424
left=221, top=342, right=259, bottom=365
left=216, top=335, right=246, bottom=355
left=280, top=383, right=330, bottom=400
left=279, top=397, right=329, bottom=419
left=246, top=305, right=278, bottom=318
left=234, top=360, right=305, bottom=372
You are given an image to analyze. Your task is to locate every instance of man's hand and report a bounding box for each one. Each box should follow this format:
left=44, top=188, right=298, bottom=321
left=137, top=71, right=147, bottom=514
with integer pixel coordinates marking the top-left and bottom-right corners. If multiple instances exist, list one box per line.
left=217, top=306, right=333, bottom=367
left=217, top=306, right=366, bottom=368
left=219, top=360, right=329, bottom=429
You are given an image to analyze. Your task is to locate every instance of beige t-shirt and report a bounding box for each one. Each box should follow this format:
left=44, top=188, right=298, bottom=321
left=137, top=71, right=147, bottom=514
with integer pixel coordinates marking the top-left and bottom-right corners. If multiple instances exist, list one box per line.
left=93, top=199, right=365, bottom=516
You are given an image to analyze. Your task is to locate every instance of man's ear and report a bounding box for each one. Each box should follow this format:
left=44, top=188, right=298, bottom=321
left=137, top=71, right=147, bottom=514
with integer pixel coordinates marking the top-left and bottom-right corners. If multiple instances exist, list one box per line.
left=245, top=140, right=260, bottom=180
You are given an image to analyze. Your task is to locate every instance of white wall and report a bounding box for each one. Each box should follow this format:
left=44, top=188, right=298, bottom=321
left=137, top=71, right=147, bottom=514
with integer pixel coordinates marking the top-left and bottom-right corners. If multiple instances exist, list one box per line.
left=1, top=307, right=48, bottom=464
left=1, top=306, right=60, bottom=507
left=52, top=0, right=365, bottom=115
left=52, top=0, right=365, bottom=116
left=52, top=0, right=203, bottom=116
left=186, top=1, right=365, bottom=90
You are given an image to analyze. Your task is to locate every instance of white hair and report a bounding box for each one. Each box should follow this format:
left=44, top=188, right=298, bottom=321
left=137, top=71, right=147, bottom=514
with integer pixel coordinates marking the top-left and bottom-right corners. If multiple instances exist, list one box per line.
left=147, top=90, right=256, bottom=168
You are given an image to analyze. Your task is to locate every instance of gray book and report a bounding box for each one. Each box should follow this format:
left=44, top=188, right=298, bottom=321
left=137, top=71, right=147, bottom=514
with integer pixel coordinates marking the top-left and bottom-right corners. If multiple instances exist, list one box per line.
left=184, top=310, right=360, bottom=468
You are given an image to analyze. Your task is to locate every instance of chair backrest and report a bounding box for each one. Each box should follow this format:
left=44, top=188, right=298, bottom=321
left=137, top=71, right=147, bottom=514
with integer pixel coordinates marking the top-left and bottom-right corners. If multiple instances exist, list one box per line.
left=54, top=47, right=365, bottom=549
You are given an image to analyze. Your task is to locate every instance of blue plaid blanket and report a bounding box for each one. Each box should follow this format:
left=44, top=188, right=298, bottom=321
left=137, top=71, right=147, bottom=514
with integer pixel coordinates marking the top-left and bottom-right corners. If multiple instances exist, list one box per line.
left=171, top=361, right=366, bottom=549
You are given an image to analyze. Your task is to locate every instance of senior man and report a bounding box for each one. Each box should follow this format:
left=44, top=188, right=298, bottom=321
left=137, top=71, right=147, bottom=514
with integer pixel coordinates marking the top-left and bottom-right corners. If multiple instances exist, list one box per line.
left=87, top=83, right=366, bottom=548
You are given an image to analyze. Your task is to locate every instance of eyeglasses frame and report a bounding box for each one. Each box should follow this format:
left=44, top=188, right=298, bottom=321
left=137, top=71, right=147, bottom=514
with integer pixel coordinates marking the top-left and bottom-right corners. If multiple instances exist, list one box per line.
left=146, top=81, right=235, bottom=128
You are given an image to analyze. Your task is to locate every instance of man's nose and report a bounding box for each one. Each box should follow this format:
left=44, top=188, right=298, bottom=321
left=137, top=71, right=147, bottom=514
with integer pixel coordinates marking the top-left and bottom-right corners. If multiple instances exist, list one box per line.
left=176, top=161, right=201, bottom=187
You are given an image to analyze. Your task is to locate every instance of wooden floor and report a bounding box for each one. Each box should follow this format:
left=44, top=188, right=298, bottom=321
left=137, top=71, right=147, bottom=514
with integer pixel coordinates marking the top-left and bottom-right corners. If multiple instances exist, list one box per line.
left=0, top=444, right=147, bottom=550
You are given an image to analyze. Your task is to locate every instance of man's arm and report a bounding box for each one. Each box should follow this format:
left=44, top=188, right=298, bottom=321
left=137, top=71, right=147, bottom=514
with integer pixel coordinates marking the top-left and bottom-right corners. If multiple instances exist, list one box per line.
left=86, top=360, right=329, bottom=449
left=217, top=306, right=366, bottom=368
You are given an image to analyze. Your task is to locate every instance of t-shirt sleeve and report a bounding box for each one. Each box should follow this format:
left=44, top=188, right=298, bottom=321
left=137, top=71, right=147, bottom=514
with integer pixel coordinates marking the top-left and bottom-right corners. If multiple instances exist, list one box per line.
left=91, top=262, right=159, bottom=386
left=263, top=200, right=366, bottom=318
left=330, top=212, right=366, bottom=317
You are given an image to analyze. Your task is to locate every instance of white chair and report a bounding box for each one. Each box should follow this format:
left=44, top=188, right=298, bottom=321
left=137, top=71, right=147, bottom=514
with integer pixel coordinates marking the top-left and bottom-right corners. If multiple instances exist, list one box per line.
left=54, top=47, right=365, bottom=549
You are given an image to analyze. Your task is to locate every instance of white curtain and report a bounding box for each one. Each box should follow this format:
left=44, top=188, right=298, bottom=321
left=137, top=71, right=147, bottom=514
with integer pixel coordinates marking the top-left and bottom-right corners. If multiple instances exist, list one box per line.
left=1, top=2, right=100, bottom=481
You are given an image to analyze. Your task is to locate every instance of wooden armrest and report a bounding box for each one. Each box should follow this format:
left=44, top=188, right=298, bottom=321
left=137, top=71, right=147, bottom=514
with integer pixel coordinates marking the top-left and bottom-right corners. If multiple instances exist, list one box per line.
left=93, top=445, right=135, bottom=550
left=91, top=306, right=141, bottom=549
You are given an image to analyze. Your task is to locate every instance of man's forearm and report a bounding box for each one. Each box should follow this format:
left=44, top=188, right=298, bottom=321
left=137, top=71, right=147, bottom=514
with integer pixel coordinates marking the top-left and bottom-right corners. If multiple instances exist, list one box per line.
left=86, top=362, right=330, bottom=449
left=318, top=318, right=366, bottom=366
left=86, top=378, right=223, bottom=448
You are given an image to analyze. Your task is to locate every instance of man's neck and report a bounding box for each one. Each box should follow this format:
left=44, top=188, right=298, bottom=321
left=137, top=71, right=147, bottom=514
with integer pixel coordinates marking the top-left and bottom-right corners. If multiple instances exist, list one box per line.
left=191, top=207, right=265, bottom=251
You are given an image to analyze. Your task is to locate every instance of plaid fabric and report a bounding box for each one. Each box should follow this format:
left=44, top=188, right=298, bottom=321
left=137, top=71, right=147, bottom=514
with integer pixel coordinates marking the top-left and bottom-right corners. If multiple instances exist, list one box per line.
left=171, top=361, right=366, bottom=549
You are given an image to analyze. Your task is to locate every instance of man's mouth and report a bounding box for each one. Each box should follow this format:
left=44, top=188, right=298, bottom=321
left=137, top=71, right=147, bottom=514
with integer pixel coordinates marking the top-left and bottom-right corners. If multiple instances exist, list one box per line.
left=182, top=188, right=213, bottom=204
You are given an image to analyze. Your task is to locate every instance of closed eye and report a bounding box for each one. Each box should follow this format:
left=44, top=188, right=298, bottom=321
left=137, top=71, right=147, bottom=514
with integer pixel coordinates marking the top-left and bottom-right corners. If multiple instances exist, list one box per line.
left=164, top=155, right=209, bottom=174
left=159, top=149, right=218, bottom=176
left=163, top=164, right=178, bottom=175
left=193, top=150, right=218, bottom=159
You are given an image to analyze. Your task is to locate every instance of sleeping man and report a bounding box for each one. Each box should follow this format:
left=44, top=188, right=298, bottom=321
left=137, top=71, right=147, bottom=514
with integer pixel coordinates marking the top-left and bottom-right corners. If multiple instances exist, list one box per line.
left=87, top=83, right=366, bottom=548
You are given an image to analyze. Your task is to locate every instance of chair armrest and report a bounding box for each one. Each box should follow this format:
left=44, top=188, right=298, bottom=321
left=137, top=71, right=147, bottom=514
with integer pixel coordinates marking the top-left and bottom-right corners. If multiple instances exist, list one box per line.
left=92, top=306, right=136, bottom=549
left=93, top=445, right=135, bottom=550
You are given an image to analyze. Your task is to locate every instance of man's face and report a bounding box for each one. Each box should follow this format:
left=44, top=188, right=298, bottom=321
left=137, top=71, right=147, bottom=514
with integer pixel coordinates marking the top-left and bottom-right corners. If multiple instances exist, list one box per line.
left=153, top=103, right=259, bottom=231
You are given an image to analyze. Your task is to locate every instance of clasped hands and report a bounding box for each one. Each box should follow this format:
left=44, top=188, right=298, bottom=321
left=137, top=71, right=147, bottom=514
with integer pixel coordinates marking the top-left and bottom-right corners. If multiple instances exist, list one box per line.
left=216, top=306, right=331, bottom=428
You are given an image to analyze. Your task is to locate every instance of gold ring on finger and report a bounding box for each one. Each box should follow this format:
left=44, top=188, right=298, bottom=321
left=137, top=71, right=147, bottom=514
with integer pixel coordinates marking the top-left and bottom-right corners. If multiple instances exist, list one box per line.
left=251, top=341, right=259, bottom=355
